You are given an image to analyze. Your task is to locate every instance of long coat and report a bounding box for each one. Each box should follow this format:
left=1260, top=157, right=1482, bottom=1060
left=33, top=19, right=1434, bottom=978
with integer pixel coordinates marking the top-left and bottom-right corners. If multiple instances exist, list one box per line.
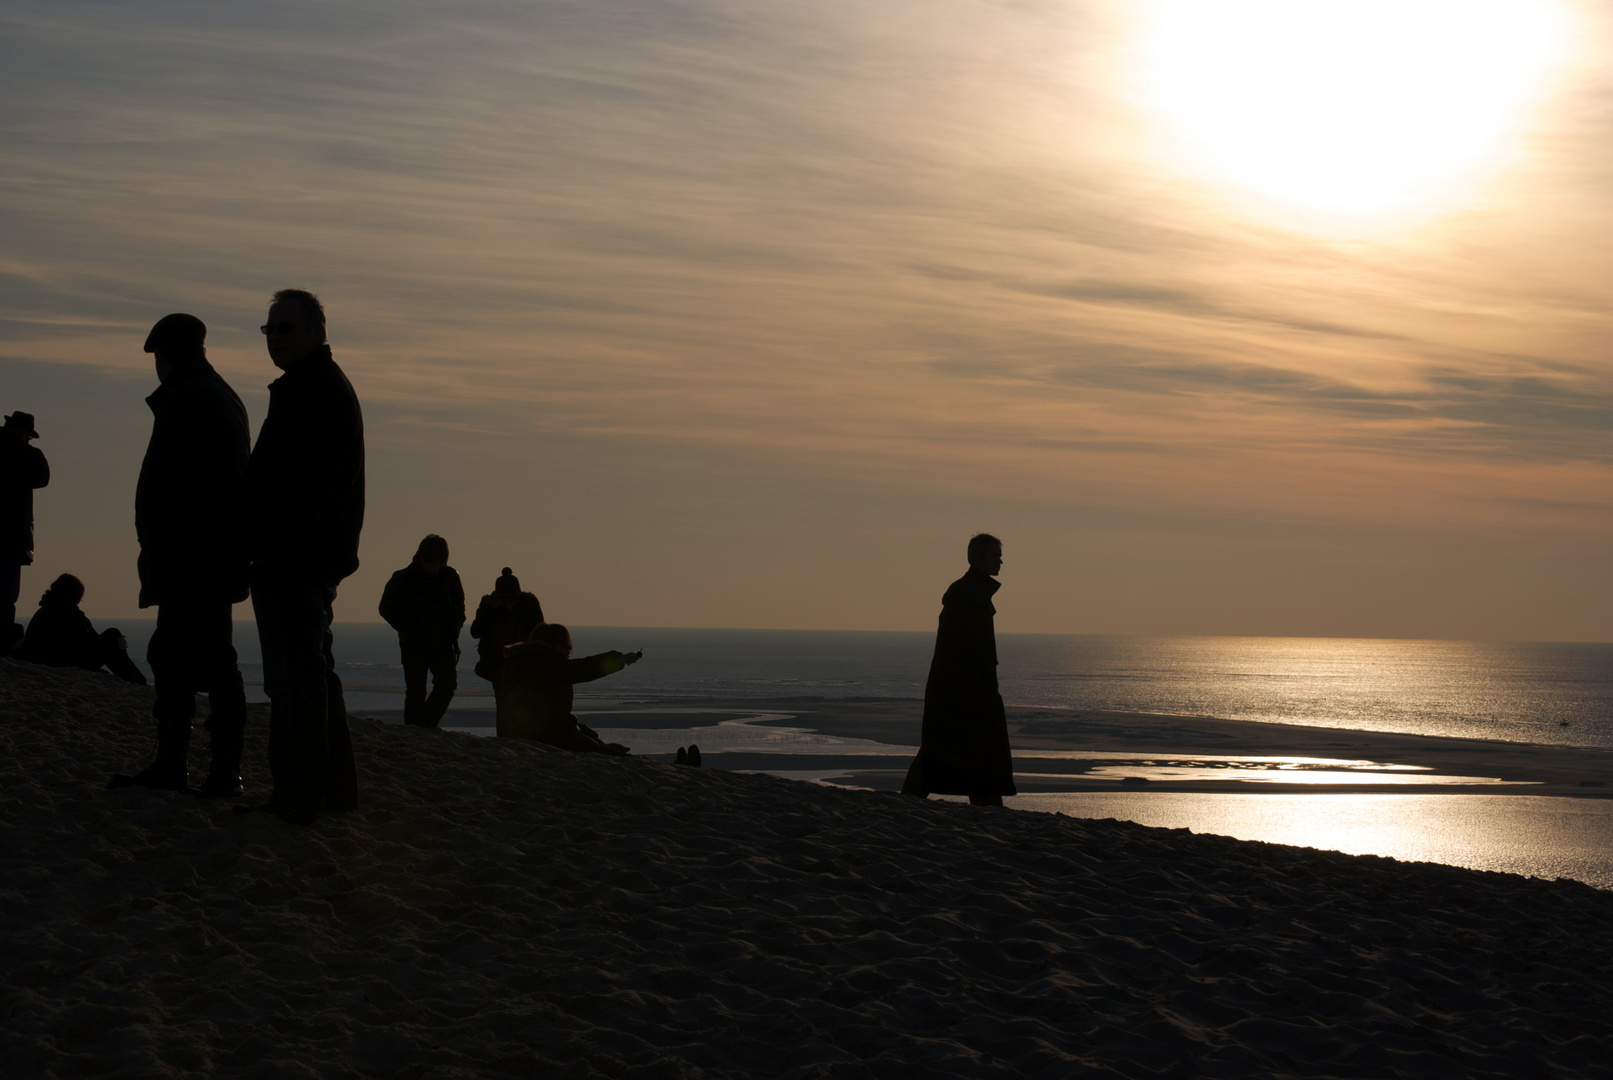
left=902, top=569, right=1016, bottom=797
left=242, top=345, right=365, bottom=585
left=135, top=357, right=251, bottom=607
left=496, top=642, right=625, bottom=745
left=0, top=434, right=49, bottom=565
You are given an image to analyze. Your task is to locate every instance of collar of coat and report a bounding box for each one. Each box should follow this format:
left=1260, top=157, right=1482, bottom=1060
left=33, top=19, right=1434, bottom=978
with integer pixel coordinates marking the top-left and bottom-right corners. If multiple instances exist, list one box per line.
left=146, top=357, right=222, bottom=411
left=946, top=567, right=1000, bottom=614
left=965, top=566, right=1001, bottom=596
left=267, top=344, right=336, bottom=390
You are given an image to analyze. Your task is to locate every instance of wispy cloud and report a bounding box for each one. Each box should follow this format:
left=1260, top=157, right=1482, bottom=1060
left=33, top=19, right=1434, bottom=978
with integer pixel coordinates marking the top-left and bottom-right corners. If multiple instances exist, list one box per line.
left=2, top=0, right=1612, bottom=633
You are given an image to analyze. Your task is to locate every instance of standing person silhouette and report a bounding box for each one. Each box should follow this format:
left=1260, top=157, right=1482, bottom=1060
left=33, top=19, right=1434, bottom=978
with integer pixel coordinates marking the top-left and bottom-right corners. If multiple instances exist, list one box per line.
left=239, top=289, right=365, bottom=825
left=0, top=410, right=49, bottom=653
left=902, top=533, right=1017, bottom=807
left=469, top=567, right=544, bottom=691
left=110, top=313, right=252, bottom=797
left=379, top=534, right=465, bottom=728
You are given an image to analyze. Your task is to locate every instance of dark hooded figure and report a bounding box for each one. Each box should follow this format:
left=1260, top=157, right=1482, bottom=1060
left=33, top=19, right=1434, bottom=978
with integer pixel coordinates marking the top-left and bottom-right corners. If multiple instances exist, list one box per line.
left=902, top=533, right=1016, bottom=807
left=20, top=574, right=147, bottom=685
left=0, top=409, right=49, bottom=651
left=497, top=622, right=638, bottom=753
left=469, top=567, right=544, bottom=687
left=110, top=313, right=252, bottom=797
left=239, top=288, right=364, bottom=826
left=378, top=534, right=465, bottom=728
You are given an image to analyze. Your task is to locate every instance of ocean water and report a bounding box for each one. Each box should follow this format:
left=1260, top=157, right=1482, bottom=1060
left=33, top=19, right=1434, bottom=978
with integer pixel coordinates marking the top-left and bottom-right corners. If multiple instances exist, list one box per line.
left=87, top=620, right=1613, bottom=888
left=104, top=622, right=1613, bottom=749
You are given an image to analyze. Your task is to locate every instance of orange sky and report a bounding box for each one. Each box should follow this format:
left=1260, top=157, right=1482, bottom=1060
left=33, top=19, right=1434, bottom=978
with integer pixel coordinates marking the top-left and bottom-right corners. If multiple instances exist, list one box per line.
left=3, top=0, right=1611, bottom=639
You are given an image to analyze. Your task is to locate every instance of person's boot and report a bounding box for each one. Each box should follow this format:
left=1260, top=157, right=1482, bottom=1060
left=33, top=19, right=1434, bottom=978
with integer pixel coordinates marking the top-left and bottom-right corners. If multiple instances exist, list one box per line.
left=194, top=727, right=244, bottom=799
left=108, top=712, right=191, bottom=791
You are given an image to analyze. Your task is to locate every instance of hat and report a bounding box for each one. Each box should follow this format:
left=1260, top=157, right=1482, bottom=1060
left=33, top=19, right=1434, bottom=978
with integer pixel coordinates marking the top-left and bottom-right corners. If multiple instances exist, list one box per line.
left=3, top=412, right=38, bottom=438
left=143, top=313, right=207, bottom=356
left=495, top=567, right=520, bottom=594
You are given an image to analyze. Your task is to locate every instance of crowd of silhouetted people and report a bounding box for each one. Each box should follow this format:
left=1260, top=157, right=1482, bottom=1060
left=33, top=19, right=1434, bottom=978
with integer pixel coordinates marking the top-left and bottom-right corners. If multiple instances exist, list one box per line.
left=2, top=290, right=1013, bottom=824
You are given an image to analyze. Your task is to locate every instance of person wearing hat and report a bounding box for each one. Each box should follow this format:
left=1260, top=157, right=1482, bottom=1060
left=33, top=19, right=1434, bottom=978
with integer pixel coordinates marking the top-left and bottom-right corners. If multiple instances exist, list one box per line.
left=109, top=312, right=252, bottom=797
left=0, top=408, right=49, bottom=651
left=468, top=566, right=545, bottom=692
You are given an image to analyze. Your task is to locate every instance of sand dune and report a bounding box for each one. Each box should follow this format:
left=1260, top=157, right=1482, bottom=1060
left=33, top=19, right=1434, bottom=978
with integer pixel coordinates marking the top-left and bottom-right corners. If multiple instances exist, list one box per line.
left=3, top=658, right=1611, bottom=1078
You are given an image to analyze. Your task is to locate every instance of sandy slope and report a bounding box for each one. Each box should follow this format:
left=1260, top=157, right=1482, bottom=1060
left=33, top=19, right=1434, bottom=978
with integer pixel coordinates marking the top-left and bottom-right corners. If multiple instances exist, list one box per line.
left=3, top=658, right=1611, bottom=1078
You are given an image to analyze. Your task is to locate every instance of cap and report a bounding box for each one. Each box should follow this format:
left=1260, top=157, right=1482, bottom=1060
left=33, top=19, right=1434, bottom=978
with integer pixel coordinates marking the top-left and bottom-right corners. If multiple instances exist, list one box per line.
left=143, top=313, right=207, bottom=356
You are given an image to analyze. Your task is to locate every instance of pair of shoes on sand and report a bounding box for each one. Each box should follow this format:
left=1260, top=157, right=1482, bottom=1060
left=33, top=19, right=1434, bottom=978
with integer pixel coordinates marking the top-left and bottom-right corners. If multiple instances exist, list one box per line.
left=108, top=769, right=243, bottom=799
left=673, top=745, right=702, bottom=768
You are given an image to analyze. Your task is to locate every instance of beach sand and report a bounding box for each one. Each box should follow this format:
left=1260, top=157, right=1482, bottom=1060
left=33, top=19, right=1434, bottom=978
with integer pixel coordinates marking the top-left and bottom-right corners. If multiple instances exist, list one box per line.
left=4, top=658, right=1612, bottom=1078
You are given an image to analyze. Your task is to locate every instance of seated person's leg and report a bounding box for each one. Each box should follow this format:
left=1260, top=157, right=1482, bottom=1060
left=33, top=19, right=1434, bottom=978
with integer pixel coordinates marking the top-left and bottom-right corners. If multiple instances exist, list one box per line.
left=98, top=627, right=148, bottom=685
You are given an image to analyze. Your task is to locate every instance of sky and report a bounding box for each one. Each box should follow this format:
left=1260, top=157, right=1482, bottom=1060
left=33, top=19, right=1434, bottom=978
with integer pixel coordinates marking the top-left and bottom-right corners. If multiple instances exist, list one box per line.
left=3, top=0, right=1612, bottom=640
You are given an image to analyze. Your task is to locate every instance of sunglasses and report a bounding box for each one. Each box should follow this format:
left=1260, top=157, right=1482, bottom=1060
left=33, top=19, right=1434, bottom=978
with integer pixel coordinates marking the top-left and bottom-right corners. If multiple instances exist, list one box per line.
left=259, top=321, right=302, bottom=335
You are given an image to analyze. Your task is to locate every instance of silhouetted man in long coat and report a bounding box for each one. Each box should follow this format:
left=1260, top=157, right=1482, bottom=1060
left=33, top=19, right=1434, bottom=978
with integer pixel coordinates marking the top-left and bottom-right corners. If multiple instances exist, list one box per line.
left=0, top=410, right=49, bottom=651
left=241, top=289, right=365, bottom=825
left=902, top=533, right=1017, bottom=806
left=110, top=314, right=251, bottom=796
left=379, top=534, right=465, bottom=728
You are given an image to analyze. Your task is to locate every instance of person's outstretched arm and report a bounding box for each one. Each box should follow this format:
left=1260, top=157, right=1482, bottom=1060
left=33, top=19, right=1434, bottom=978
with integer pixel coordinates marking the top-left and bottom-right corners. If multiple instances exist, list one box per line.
left=567, top=650, right=642, bottom=684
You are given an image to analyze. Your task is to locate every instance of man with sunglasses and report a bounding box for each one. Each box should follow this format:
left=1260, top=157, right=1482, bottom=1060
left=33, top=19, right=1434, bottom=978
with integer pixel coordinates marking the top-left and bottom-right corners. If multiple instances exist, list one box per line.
left=239, top=289, right=365, bottom=825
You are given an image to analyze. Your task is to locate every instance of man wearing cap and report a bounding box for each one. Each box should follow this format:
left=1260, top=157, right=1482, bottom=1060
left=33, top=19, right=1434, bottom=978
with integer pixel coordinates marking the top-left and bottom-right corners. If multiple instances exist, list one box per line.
left=0, top=410, right=49, bottom=652
left=240, top=288, right=364, bottom=825
left=109, top=313, right=252, bottom=797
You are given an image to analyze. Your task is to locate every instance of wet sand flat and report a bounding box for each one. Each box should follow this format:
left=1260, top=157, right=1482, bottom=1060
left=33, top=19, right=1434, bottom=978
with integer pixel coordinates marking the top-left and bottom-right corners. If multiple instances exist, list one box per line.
left=5, top=661, right=1613, bottom=1078
left=580, top=696, right=1613, bottom=797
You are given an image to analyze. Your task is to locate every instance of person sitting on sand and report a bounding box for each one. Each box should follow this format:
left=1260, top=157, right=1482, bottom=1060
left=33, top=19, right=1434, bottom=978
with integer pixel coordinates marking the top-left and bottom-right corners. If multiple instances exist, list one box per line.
left=20, top=574, right=147, bottom=685
left=902, top=533, right=1016, bottom=807
left=469, top=567, right=544, bottom=688
left=379, top=534, right=466, bottom=728
left=497, top=622, right=639, bottom=754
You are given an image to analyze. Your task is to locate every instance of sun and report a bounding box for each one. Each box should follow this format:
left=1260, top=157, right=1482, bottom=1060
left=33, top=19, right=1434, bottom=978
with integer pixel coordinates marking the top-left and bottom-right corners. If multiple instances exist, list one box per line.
left=1138, top=0, right=1574, bottom=216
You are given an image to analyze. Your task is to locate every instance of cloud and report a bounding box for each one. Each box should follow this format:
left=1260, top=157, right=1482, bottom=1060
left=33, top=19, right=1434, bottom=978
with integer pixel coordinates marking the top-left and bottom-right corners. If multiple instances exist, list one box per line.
left=2, top=0, right=1612, bottom=633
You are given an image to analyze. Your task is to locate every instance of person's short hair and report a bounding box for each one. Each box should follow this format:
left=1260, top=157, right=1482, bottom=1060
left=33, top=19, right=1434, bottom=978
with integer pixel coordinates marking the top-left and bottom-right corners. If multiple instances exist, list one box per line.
left=42, top=573, right=85, bottom=607
left=271, top=289, right=326, bottom=338
left=531, top=622, right=572, bottom=653
left=414, top=534, right=449, bottom=564
left=143, top=313, right=207, bottom=358
left=967, top=533, right=1002, bottom=561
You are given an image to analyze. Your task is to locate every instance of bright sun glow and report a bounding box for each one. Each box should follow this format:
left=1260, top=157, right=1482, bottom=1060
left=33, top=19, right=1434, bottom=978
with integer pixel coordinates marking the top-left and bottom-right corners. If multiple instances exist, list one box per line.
left=1140, top=0, right=1574, bottom=215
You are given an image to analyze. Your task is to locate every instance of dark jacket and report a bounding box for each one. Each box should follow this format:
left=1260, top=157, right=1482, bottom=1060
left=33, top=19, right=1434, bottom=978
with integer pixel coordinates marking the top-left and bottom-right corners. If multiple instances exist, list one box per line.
left=379, top=563, right=466, bottom=645
left=0, top=433, right=49, bottom=565
left=904, top=569, right=1016, bottom=797
left=496, top=642, right=625, bottom=744
left=469, top=591, right=544, bottom=681
left=20, top=596, right=102, bottom=669
left=135, top=357, right=251, bottom=607
left=242, top=346, right=365, bottom=584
